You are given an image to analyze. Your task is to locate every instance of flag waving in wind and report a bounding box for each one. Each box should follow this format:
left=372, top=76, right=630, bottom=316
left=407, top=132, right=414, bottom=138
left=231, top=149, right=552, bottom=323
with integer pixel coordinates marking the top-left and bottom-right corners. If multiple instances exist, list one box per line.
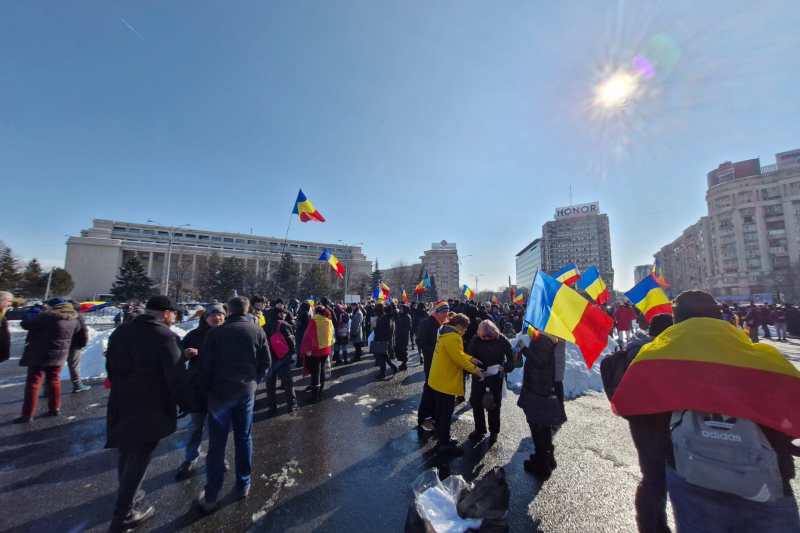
left=625, top=276, right=672, bottom=321
left=651, top=259, right=670, bottom=288
left=292, top=189, right=326, bottom=222
left=402, top=289, right=409, bottom=304
left=414, top=271, right=432, bottom=295
left=525, top=272, right=613, bottom=369
left=373, top=281, right=391, bottom=302
left=462, top=284, right=475, bottom=300
left=576, top=266, right=610, bottom=305
left=318, top=249, right=345, bottom=279
left=553, top=263, right=580, bottom=286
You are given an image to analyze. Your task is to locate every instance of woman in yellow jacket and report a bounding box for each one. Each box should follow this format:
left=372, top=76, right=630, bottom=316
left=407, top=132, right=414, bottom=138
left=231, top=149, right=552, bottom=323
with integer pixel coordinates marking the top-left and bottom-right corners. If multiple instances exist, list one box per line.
left=427, top=313, right=485, bottom=457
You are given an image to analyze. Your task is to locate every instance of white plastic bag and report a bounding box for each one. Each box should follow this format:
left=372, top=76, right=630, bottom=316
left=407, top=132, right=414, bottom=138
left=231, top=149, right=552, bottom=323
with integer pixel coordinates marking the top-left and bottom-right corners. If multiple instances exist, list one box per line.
left=412, top=469, right=482, bottom=533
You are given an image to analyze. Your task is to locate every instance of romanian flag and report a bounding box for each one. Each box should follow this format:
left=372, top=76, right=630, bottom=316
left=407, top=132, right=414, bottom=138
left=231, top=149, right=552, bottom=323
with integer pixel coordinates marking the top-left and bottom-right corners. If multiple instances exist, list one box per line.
left=553, top=263, right=580, bottom=286
left=414, top=271, right=432, bottom=294
left=612, top=318, right=800, bottom=438
left=318, top=248, right=345, bottom=279
left=524, top=272, right=613, bottom=369
left=625, top=275, right=672, bottom=321
left=372, top=281, right=390, bottom=302
left=462, top=284, right=475, bottom=300
left=509, top=286, right=516, bottom=302
left=651, top=259, right=670, bottom=288
left=576, top=266, right=610, bottom=305
left=513, top=293, right=525, bottom=305
left=491, top=294, right=499, bottom=305
left=79, top=301, right=113, bottom=313
left=402, top=289, right=409, bottom=304
left=299, top=314, right=335, bottom=358
left=292, top=189, right=326, bottom=223
left=414, top=280, right=426, bottom=295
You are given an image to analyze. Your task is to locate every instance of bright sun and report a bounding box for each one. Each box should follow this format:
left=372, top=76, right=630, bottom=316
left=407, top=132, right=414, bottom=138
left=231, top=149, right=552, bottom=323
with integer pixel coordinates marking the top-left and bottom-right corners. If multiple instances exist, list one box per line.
left=594, top=71, right=638, bottom=109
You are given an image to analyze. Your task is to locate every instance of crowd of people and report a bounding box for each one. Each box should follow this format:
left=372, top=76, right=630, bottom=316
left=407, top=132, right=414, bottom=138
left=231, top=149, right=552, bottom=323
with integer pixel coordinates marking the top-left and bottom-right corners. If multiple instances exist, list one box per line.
left=1, top=287, right=798, bottom=532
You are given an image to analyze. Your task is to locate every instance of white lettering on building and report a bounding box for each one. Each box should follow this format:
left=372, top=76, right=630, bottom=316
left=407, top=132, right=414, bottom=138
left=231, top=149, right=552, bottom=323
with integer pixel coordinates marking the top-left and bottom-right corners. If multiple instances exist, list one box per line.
left=554, top=202, right=600, bottom=219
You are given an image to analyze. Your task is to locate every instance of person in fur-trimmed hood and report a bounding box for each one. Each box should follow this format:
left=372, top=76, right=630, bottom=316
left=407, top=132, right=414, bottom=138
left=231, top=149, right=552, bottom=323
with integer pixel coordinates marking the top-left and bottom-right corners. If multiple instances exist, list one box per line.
left=15, top=297, right=88, bottom=423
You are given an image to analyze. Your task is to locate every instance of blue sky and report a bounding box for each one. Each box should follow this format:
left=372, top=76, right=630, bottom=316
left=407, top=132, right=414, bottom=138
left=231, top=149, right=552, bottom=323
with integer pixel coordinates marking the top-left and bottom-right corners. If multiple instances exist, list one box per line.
left=2, top=1, right=799, bottom=291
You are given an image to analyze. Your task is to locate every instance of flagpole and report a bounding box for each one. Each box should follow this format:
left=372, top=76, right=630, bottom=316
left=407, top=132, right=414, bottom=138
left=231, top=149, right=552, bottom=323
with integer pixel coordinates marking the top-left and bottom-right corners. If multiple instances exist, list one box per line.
left=281, top=212, right=294, bottom=255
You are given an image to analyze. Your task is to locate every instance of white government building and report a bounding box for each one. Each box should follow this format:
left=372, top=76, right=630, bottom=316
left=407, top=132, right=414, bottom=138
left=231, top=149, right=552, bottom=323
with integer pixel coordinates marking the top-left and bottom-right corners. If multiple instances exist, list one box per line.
left=65, top=219, right=372, bottom=300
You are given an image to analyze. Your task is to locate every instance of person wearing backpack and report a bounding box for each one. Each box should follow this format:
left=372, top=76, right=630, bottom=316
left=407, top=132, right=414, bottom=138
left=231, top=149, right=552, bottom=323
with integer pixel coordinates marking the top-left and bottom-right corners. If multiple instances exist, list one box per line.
left=601, top=313, right=674, bottom=533
left=612, top=291, right=800, bottom=533
left=265, top=307, right=296, bottom=415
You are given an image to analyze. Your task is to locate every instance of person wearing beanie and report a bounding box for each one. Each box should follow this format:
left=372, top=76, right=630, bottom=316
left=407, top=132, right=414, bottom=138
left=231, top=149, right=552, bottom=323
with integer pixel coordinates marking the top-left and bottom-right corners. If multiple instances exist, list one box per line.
left=415, top=300, right=451, bottom=431
left=175, top=304, right=227, bottom=480
left=14, top=296, right=88, bottom=423
left=105, top=295, right=185, bottom=531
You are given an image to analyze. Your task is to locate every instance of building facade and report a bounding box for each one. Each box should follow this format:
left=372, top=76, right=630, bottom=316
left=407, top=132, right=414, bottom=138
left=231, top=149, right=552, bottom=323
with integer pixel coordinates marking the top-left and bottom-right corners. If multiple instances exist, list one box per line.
left=65, top=219, right=372, bottom=300
left=515, top=238, right=542, bottom=290
left=633, top=265, right=652, bottom=285
left=703, top=148, right=800, bottom=301
left=541, top=202, right=614, bottom=289
left=420, top=241, right=460, bottom=300
left=381, top=263, right=423, bottom=296
left=653, top=217, right=713, bottom=296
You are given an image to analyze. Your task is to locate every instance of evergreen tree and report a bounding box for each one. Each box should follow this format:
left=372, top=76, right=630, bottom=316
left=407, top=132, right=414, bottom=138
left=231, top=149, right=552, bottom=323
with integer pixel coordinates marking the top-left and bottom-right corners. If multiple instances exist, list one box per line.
left=111, top=256, right=155, bottom=302
left=300, top=264, right=332, bottom=300
left=0, top=244, right=20, bottom=292
left=196, top=253, right=223, bottom=300
left=272, top=253, right=300, bottom=300
left=48, top=268, right=74, bottom=297
left=371, top=259, right=383, bottom=293
left=21, top=259, right=46, bottom=297
left=217, top=257, right=246, bottom=300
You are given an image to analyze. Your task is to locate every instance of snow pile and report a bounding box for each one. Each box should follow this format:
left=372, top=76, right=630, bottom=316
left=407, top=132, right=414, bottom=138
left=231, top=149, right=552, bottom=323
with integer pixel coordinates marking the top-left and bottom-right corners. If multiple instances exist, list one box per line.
left=63, top=319, right=199, bottom=381
left=506, top=334, right=618, bottom=400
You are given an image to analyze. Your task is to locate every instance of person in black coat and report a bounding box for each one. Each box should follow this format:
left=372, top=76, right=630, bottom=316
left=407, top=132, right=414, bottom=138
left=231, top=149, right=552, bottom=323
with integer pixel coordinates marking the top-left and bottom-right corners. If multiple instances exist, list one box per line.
left=105, top=296, right=186, bottom=532
left=372, top=303, right=398, bottom=379
left=0, top=291, right=12, bottom=363
left=198, top=296, right=271, bottom=512
left=466, top=320, right=514, bottom=444
left=517, top=331, right=566, bottom=481
left=175, top=304, right=227, bottom=480
left=16, top=298, right=88, bottom=423
left=395, top=304, right=413, bottom=370
left=265, top=307, right=296, bottom=414
left=415, top=300, right=450, bottom=430
left=294, top=301, right=311, bottom=368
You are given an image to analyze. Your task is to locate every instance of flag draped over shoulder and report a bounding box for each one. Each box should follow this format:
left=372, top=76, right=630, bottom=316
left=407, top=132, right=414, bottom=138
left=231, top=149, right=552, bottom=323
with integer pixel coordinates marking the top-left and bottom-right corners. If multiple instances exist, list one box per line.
left=553, top=263, right=580, bottom=286
left=292, top=189, right=326, bottom=222
left=524, top=272, right=613, bottom=369
left=318, top=248, right=345, bottom=278
left=576, top=266, right=610, bottom=305
left=611, top=318, right=800, bottom=437
left=625, top=275, right=672, bottom=321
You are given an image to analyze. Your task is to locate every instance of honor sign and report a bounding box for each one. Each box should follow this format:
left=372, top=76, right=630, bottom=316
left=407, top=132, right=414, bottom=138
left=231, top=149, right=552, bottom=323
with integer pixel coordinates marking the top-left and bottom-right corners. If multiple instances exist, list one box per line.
left=554, top=202, right=600, bottom=219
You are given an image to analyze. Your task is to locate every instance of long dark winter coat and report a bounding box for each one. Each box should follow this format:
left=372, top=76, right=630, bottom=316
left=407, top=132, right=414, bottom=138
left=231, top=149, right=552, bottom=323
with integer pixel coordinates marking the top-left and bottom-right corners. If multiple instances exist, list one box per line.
left=517, top=334, right=567, bottom=426
left=394, top=311, right=413, bottom=349
left=0, top=313, right=10, bottom=363
left=106, top=314, right=185, bottom=448
left=20, top=303, right=88, bottom=368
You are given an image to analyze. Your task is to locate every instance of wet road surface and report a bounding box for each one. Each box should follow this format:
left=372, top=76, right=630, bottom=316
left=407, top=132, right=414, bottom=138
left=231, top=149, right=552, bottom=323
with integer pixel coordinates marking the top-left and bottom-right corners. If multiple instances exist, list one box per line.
left=0, top=332, right=797, bottom=532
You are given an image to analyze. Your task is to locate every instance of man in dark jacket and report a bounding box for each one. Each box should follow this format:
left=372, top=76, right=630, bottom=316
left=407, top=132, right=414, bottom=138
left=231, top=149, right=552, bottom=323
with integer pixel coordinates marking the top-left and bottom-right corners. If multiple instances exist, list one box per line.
left=67, top=302, right=91, bottom=393
left=395, top=304, right=413, bottom=371
left=15, top=298, right=88, bottom=423
left=105, top=295, right=185, bottom=532
left=175, top=303, right=227, bottom=480
left=0, top=291, right=12, bottom=363
left=198, top=296, right=270, bottom=512
left=415, top=300, right=450, bottom=431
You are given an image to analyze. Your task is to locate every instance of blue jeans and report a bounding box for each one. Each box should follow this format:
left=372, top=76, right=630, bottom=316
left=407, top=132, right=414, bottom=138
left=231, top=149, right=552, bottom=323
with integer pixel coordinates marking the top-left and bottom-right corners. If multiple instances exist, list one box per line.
left=666, top=466, right=800, bottom=532
left=205, top=392, right=254, bottom=500
left=184, top=412, right=206, bottom=463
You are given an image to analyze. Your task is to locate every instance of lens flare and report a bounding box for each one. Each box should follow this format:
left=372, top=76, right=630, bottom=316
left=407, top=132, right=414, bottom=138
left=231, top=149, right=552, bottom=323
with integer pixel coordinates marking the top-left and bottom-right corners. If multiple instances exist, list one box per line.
left=594, top=71, right=639, bottom=110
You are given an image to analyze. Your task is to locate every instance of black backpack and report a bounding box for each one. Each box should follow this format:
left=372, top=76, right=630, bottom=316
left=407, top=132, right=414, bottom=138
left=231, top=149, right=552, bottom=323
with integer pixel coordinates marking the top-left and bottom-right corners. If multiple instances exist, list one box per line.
left=600, top=347, right=633, bottom=401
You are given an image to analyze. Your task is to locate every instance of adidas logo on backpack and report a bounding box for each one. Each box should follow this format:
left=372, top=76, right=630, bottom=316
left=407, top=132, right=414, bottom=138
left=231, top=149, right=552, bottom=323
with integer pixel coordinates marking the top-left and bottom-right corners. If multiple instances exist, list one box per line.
left=670, top=410, right=783, bottom=503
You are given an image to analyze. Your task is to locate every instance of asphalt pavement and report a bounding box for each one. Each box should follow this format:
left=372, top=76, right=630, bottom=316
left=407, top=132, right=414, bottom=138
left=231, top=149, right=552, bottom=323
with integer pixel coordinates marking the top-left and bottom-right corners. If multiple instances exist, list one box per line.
left=0, top=330, right=797, bottom=533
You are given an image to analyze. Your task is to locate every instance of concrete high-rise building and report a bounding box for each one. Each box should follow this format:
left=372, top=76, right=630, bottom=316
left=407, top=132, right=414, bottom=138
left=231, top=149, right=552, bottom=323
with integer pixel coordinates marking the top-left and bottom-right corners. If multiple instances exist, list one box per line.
left=381, top=263, right=423, bottom=295
left=541, top=202, right=614, bottom=289
left=633, top=265, right=653, bottom=285
left=421, top=240, right=460, bottom=300
left=654, top=217, right=713, bottom=296
left=703, top=148, right=800, bottom=301
left=65, top=219, right=372, bottom=300
left=515, top=238, right=542, bottom=290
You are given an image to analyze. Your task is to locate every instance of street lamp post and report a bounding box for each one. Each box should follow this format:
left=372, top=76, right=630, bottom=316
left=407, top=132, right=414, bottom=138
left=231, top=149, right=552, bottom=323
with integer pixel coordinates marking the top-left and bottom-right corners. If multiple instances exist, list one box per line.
left=147, top=220, right=191, bottom=298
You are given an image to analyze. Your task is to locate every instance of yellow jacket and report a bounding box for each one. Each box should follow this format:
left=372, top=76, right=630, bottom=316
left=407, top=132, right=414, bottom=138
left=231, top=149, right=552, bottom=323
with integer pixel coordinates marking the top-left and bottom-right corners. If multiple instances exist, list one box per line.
left=428, top=326, right=479, bottom=396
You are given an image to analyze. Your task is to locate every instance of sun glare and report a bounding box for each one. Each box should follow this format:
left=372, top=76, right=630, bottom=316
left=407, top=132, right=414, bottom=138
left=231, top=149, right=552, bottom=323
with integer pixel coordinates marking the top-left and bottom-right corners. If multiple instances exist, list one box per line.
left=594, top=71, right=638, bottom=110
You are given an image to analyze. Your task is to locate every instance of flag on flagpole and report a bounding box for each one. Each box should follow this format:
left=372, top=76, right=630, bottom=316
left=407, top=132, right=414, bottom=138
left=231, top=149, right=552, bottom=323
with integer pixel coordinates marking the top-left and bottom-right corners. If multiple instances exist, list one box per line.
left=524, top=272, right=613, bottom=369
left=318, top=248, right=345, bottom=278
left=513, top=293, right=525, bottom=305
left=462, top=284, right=475, bottom=300
left=625, top=276, right=673, bottom=321
left=491, top=294, right=499, bottom=305
left=651, top=259, right=670, bottom=288
left=292, top=189, right=326, bottom=222
left=552, top=263, right=580, bottom=286
left=576, top=266, right=610, bottom=305
left=402, top=289, right=409, bottom=304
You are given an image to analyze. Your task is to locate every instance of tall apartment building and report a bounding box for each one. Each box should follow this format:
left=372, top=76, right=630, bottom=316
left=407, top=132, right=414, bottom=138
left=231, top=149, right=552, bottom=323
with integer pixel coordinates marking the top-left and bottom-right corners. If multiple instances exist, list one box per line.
left=515, top=238, right=542, bottom=290
left=654, top=217, right=713, bottom=296
left=65, top=219, right=372, bottom=300
left=421, top=241, right=460, bottom=300
left=633, top=265, right=653, bottom=285
left=703, top=148, right=800, bottom=301
left=541, top=202, right=614, bottom=289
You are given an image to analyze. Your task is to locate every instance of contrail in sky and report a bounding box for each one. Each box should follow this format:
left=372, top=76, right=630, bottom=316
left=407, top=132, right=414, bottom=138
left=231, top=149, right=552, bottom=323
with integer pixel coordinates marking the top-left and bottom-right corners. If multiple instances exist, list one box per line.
left=120, top=17, right=145, bottom=41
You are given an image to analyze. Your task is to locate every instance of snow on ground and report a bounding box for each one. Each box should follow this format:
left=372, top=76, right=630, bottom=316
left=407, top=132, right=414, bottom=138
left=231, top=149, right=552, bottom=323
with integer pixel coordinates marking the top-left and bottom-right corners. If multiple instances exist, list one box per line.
left=506, top=335, right=618, bottom=400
